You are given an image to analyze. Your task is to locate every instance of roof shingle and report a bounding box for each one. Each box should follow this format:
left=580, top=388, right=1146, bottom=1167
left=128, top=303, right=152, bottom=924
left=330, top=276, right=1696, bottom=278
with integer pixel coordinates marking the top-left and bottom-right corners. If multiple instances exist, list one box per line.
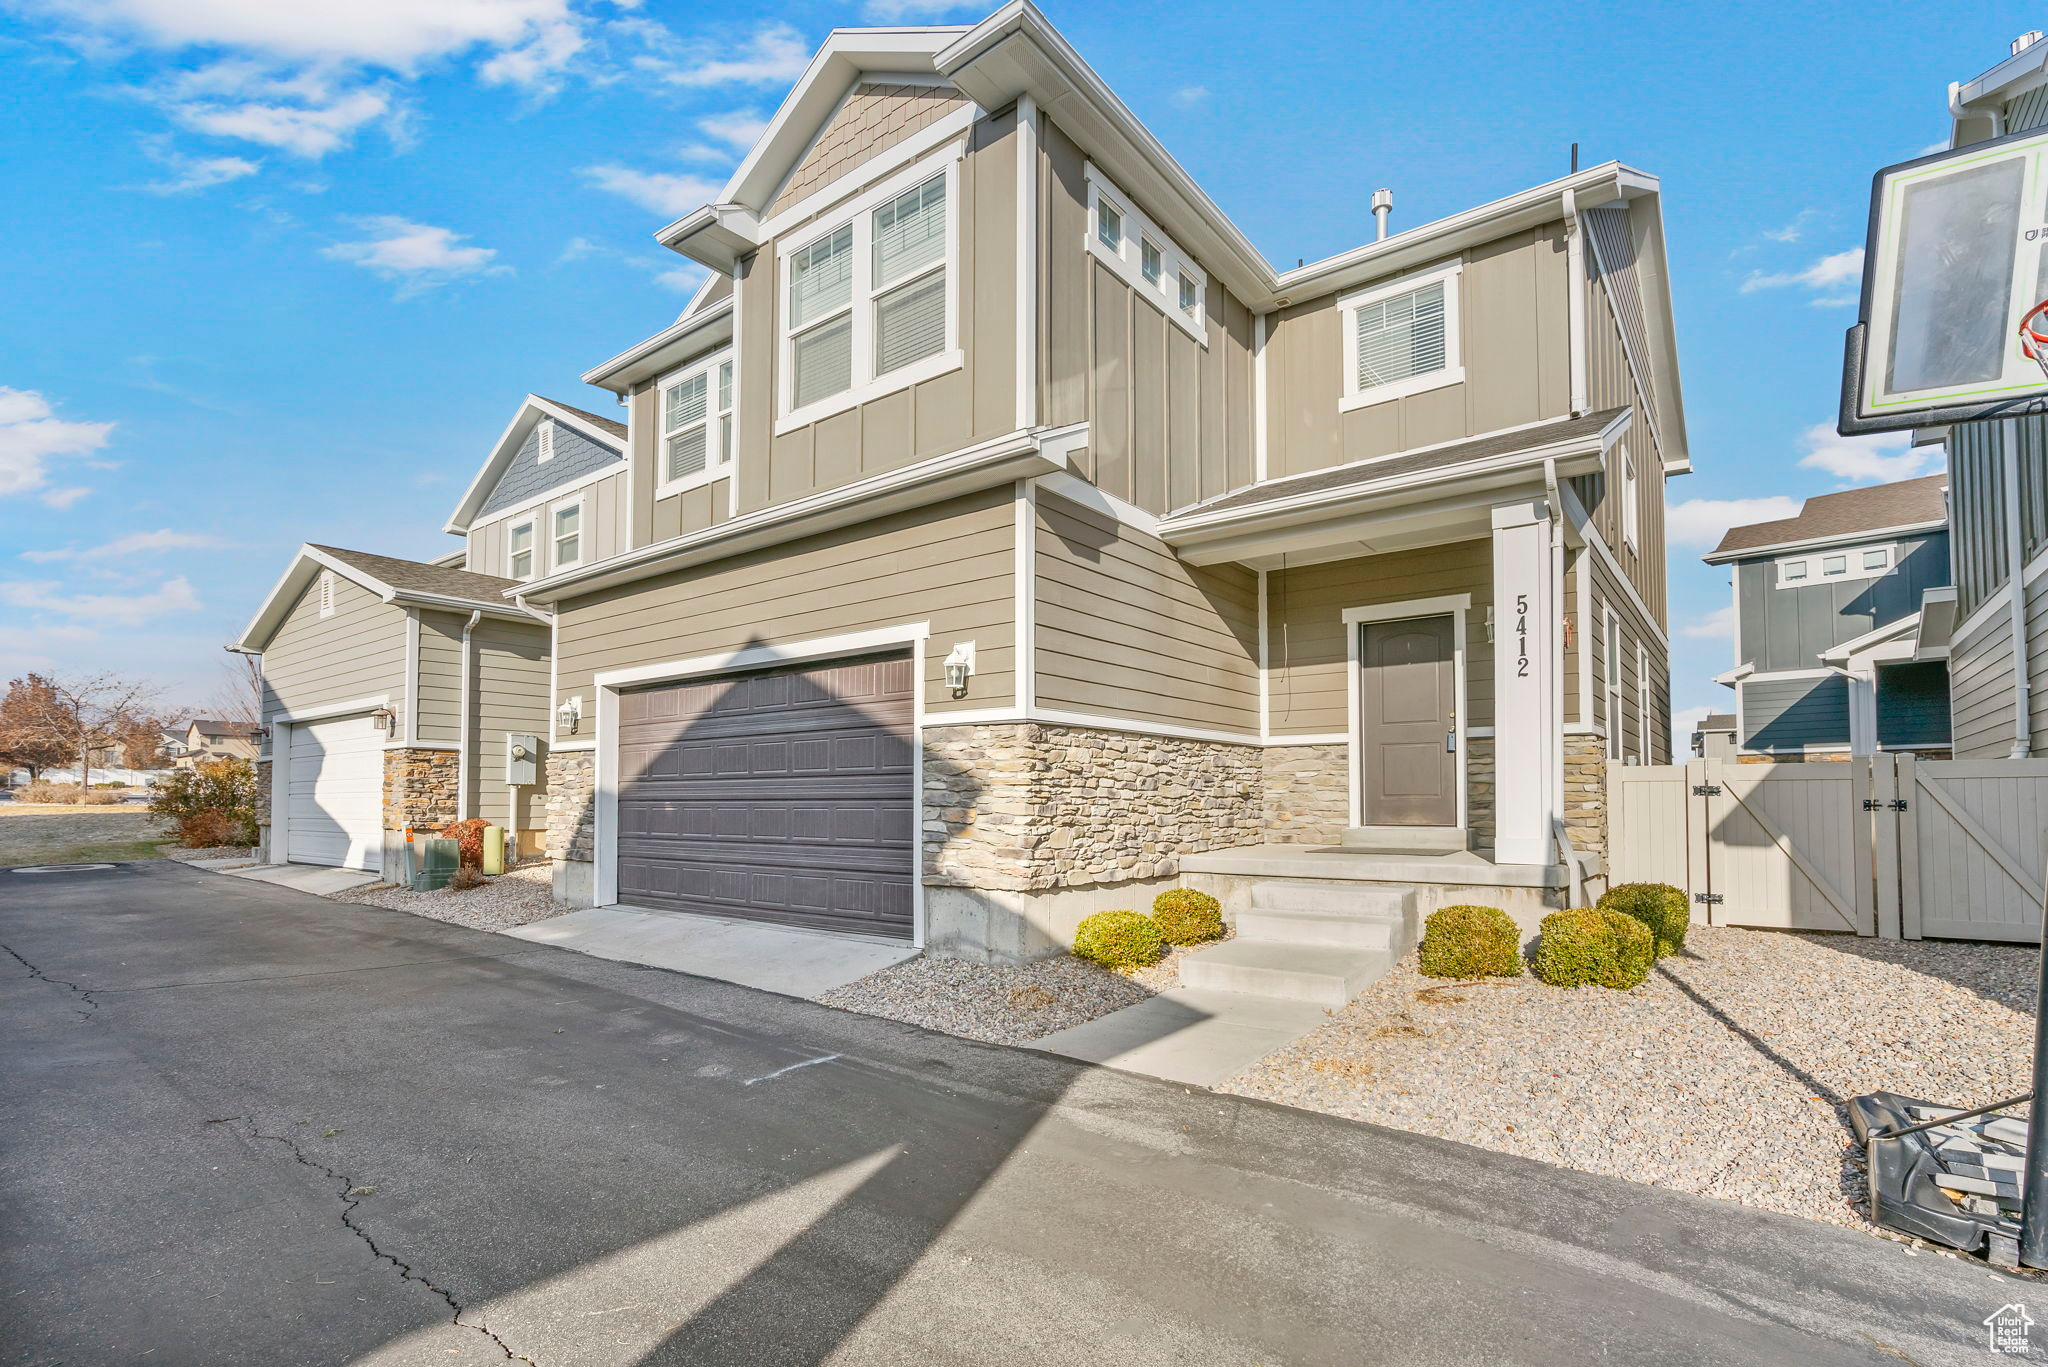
left=310, top=545, right=519, bottom=605
left=1710, top=473, right=1947, bottom=557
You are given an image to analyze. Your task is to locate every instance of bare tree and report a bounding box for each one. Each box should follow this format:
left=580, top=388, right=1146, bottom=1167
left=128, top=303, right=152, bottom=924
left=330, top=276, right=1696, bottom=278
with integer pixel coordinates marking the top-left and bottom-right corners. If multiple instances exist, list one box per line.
left=4, top=672, right=159, bottom=787
left=208, top=650, right=265, bottom=727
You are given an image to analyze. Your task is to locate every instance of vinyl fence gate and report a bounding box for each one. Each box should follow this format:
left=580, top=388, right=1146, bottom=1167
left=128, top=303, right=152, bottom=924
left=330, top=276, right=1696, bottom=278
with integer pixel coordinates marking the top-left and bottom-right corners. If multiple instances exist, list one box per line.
left=1607, top=755, right=2048, bottom=943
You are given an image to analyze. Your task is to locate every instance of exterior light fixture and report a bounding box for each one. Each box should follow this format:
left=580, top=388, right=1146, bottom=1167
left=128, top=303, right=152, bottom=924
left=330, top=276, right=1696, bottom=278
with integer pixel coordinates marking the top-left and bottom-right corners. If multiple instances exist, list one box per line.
left=943, top=642, right=976, bottom=698
left=556, top=697, right=583, bottom=735
left=370, top=707, right=396, bottom=738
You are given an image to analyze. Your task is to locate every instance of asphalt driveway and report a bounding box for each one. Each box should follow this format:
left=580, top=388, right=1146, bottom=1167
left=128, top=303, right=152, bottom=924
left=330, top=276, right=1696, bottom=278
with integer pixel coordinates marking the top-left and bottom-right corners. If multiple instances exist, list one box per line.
left=0, top=861, right=2026, bottom=1366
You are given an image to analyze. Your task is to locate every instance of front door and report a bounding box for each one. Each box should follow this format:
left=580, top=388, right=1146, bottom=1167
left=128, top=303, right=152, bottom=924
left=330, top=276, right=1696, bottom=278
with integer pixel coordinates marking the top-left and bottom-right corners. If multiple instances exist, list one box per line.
left=1359, top=615, right=1457, bottom=827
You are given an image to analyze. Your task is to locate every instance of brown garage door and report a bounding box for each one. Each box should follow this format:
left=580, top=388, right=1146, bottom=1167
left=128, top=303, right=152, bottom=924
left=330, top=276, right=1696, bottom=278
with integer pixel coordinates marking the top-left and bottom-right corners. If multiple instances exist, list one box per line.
left=615, top=652, right=915, bottom=938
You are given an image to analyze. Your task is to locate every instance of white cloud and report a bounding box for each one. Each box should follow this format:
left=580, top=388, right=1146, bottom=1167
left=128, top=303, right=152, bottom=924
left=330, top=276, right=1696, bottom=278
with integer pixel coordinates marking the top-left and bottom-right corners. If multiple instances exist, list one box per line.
left=862, top=0, right=981, bottom=17
left=1672, top=705, right=1718, bottom=739
left=172, top=81, right=396, bottom=158
left=0, top=623, right=102, bottom=675
left=694, top=109, right=767, bottom=155
left=1759, top=209, right=1819, bottom=244
left=581, top=164, right=722, bottom=217
left=0, top=388, right=114, bottom=503
left=40, top=0, right=575, bottom=69
left=646, top=22, right=808, bottom=87
left=20, top=529, right=226, bottom=563
left=322, top=215, right=507, bottom=294
left=133, top=135, right=260, bottom=192
left=477, top=17, right=586, bottom=93
left=1681, top=605, right=1735, bottom=640
left=0, top=576, right=201, bottom=626
left=655, top=264, right=706, bottom=294
left=1796, top=422, right=1943, bottom=485
left=1170, top=85, right=1209, bottom=108
left=1665, top=495, right=1803, bottom=549
left=1740, top=247, right=1864, bottom=301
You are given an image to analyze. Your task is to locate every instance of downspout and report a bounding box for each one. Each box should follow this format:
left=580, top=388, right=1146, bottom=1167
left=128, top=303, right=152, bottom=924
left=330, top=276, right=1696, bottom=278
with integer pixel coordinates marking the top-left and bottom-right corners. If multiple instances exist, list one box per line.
left=2005, top=420, right=2032, bottom=757
left=1544, top=457, right=1575, bottom=896
left=1562, top=189, right=1589, bottom=416
left=459, top=609, right=482, bottom=819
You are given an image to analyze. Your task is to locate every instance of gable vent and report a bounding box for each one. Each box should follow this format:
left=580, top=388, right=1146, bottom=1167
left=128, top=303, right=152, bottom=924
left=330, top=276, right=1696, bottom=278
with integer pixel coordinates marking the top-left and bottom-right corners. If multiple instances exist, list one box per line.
left=318, top=569, right=335, bottom=618
left=536, top=419, right=556, bottom=463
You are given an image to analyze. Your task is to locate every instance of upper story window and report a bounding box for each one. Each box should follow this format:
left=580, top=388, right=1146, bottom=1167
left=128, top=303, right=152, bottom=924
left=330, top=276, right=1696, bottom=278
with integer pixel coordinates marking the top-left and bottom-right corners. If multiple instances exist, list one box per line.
left=1863, top=547, right=1891, bottom=572
left=1618, top=440, right=1640, bottom=550
left=659, top=348, right=735, bottom=496
left=777, top=149, right=962, bottom=434
left=1084, top=166, right=1208, bottom=345
left=552, top=499, right=583, bottom=570
left=508, top=518, right=536, bottom=581
left=1337, top=260, right=1464, bottom=412
left=1775, top=543, right=1898, bottom=588
left=535, top=419, right=556, bottom=463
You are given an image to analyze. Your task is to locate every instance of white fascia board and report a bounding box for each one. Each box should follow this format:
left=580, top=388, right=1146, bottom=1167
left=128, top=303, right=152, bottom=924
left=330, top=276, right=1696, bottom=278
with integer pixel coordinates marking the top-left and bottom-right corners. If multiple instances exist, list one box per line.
left=443, top=395, right=627, bottom=533
left=1700, top=519, right=1948, bottom=566
left=234, top=546, right=321, bottom=652
left=387, top=589, right=544, bottom=624
left=1955, top=41, right=2048, bottom=109
left=580, top=299, right=735, bottom=394
left=513, top=427, right=1071, bottom=604
left=1821, top=611, right=1923, bottom=666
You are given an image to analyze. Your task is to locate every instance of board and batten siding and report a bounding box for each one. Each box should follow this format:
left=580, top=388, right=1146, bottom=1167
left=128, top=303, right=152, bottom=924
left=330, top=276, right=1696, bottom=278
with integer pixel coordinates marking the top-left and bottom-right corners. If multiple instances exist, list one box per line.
left=1032, top=491, right=1258, bottom=733
left=551, top=490, right=1016, bottom=745
left=1266, top=540, right=1493, bottom=737
left=626, top=377, right=734, bottom=549
left=1261, top=226, right=1573, bottom=483
left=260, top=573, right=407, bottom=725
left=1947, top=419, right=2048, bottom=618
left=1732, top=532, right=1948, bottom=674
left=729, top=107, right=1018, bottom=518
left=469, top=469, right=629, bottom=579
left=414, top=612, right=552, bottom=829
left=1039, top=119, right=1257, bottom=515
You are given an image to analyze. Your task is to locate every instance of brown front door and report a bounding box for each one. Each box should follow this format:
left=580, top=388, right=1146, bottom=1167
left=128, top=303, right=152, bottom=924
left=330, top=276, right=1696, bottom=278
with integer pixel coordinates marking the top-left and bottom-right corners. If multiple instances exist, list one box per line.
left=1359, top=615, right=1457, bottom=827
left=615, top=652, right=915, bottom=938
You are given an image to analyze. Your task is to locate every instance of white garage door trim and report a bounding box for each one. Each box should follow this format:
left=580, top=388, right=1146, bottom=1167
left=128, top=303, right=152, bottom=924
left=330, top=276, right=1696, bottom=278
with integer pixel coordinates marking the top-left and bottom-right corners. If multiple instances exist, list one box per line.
left=276, top=711, right=384, bottom=872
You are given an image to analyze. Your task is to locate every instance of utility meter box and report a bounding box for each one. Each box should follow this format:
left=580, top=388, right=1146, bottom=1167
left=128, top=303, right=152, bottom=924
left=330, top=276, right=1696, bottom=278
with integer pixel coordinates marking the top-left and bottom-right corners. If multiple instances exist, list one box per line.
left=506, top=733, right=539, bottom=786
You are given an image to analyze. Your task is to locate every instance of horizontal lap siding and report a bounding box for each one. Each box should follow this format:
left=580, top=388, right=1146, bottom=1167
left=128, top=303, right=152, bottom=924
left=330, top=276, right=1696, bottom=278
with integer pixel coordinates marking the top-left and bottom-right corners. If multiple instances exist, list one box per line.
left=261, top=574, right=406, bottom=723
left=1034, top=493, right=1258, bottom=733
left=552, top=491, right=1014, bottom=744
left=471, top=619, right=552, bottom=829
left=1267, top=541, right=1492, bottom=736
left=1952, top=608, right=2017, bottom=758
left=1740, top=675, right=1849, bottom=750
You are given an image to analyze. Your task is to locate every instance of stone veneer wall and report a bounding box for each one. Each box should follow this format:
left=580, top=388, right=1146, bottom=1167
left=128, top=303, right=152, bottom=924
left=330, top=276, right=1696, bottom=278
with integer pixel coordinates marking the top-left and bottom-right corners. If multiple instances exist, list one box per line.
left=1563, top=733, right=1607, bottom=864
left=544, top=749, right=595, bottom=864
left=382, top=748, right=459, bottom=831
left=1262, top=742, right=1349, bottom=845
left=922, top=723, right=1264, bottom=890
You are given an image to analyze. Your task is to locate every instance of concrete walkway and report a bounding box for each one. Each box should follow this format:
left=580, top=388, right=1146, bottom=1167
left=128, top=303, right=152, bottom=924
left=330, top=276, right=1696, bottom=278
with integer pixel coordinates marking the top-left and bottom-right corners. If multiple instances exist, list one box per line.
left=1033, top=987, right=1330, bottom=1085
left=501, top=904, right=918, bottom=998
left=222, top=862, right=381, bottom=895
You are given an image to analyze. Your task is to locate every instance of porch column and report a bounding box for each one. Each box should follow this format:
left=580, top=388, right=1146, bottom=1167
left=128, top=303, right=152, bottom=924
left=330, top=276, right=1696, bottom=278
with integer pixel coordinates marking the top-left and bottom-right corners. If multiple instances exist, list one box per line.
left=1491, top=499, right=1561, bottom=866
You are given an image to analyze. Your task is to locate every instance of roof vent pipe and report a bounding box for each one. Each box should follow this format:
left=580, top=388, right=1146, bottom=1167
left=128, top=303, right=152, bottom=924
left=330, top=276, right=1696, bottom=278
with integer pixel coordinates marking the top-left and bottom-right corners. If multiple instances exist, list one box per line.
left=2017, top=29, right=2044, bottom=54
left=1371, top=188, right=1393, bottom=241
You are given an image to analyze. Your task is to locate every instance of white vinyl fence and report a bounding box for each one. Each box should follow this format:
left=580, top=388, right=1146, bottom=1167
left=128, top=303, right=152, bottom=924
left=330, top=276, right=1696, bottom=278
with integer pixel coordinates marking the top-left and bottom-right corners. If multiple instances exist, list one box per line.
left=1607, top=755, right=2048, bottom=943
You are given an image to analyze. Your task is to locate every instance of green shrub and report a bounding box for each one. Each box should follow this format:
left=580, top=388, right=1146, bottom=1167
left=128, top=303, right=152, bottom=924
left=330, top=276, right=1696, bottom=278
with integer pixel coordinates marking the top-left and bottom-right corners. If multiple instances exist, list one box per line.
left=1071, top=910, right=1164, bottom=969
left=1597, top=882, right=1690, bottom=957
left=1533, top=908, right=1655, bottom=990
left=147, top=758, right=259, bottom=844
left=1417, top=904, right=1524, bottom=979
left=1151, top=888, right=1225, bottom=945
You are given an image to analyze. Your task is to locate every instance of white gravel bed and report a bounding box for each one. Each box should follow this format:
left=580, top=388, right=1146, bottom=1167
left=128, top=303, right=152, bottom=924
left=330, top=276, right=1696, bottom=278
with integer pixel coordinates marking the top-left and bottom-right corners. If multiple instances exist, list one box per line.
left=817, top=954, right=1157, bottom=1044
left=326, top=863, right=571, bottom=932
left=160, top=844, right=256, bottom=863
left=1221, top=924, right=2035, bottom=1234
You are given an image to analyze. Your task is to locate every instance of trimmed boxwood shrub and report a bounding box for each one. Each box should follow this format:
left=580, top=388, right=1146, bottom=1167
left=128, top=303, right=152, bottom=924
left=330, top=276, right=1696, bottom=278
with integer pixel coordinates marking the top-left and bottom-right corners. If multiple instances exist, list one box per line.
left=1072, top=910, right=1164, bottom=969
left=1417, top=904, right=1523, bottom=979
left=1597, top=882, right=1690, bottom=957
left=1533, top=908, right=1654, bottom=990
left=1151, top=888, right=1225, bottom=945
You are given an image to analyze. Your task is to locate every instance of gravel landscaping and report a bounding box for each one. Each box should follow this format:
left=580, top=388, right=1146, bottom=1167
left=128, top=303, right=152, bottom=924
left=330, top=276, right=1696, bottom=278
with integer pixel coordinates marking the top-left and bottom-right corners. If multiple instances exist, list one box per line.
left=1221, top=924, right=2035, bottom=1235
left=818, top=954, right=1158, bottom=1044
left=326, top=863, right=572, bottom=932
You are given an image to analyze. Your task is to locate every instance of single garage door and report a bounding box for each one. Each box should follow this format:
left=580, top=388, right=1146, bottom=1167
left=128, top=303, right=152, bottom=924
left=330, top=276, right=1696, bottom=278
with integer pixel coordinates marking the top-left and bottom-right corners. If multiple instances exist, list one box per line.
left=616, top=652, right=914, bottom=937
left=287, top=714, right=384, bottom=872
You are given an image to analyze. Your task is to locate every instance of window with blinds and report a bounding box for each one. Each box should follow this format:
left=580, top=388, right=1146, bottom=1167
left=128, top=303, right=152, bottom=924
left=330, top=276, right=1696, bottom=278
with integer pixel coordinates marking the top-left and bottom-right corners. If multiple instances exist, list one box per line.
left=1338, top=264, right=1463, bottom=410
left=660, top=348, right=735, bottom=488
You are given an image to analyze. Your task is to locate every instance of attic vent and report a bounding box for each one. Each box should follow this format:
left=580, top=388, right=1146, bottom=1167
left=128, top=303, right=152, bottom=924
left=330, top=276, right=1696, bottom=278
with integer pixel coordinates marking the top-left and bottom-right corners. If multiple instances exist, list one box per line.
left=318, top=570, right=335, bottom=618
left=536, top=419, right=556, bottom=463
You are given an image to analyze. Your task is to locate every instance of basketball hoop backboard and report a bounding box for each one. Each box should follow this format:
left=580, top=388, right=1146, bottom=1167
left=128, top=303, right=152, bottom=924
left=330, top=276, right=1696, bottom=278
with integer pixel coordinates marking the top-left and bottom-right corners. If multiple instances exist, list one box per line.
left=1840, top=126, right=2048, bottom=435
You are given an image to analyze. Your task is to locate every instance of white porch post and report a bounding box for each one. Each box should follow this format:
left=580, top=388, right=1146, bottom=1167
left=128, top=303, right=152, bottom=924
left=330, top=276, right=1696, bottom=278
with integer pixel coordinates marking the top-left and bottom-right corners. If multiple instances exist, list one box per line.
left=1491, top=499, right=1562, bottom=866
left=1846, top=672, right=1878, bottom=756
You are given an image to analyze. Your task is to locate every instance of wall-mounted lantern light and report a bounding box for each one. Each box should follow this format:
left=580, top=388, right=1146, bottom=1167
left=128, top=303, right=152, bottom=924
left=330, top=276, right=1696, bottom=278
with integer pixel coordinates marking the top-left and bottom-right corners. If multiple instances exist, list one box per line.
left=944, top=641, right=976, bottom=698
left=370, top=707, right=396, bottom=738
left=556, top=696, right=583, bottom=735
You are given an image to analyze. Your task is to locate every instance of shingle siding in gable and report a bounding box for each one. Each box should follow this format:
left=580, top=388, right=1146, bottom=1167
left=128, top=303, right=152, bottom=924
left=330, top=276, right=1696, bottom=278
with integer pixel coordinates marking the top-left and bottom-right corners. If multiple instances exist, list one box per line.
left=479, top=420, right=623, bottom=518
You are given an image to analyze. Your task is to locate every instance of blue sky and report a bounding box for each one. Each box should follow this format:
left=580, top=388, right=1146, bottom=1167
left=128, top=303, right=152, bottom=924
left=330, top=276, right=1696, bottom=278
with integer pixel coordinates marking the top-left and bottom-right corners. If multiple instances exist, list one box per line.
left=0, top=0, right=2027, bottom=724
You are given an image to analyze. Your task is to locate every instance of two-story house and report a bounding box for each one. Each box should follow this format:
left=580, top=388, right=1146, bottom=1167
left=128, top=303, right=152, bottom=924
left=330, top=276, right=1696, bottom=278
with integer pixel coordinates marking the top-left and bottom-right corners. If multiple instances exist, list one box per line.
left=238, top=4, right=1688, bottom=960
left=1704, top=474, right=1952, bottom=759
left=173, top=719, right=261, bottom=769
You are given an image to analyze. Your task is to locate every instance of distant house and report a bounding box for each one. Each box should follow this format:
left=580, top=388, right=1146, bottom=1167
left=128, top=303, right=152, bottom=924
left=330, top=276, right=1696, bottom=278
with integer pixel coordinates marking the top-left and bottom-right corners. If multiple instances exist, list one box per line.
left=1690, top=712, right=1736, bottom=760
left=175, top=720, right=260, bottom=769
left=1704, top=474, right=1951, bottom=759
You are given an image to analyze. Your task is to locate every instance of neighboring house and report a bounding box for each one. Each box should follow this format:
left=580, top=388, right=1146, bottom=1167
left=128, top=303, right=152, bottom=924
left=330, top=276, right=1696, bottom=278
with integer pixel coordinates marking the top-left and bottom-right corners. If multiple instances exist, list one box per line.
left=1691, top=713, right=1736, bottom=760
left=174, top=720, right=260, bottom=768
left=478, top=3, right=1689, bottom=956
left=1924, top=35, right=2048, bottom=760
left=159, top=730, right=189, bottom=761
left=1703, top=475, right=1951, bottom=759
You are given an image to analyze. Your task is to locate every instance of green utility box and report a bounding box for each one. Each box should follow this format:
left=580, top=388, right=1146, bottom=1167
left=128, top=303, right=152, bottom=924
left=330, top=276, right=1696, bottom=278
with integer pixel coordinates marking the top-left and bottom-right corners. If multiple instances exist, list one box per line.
left=408, top=837, right=460, bottom=891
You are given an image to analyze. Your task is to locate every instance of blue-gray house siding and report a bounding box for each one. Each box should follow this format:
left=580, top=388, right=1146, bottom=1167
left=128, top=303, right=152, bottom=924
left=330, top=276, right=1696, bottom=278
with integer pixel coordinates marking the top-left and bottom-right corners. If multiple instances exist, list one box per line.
left=1733, top=531, right=1949, bottom=673
left=479, top=419, right=623, bottom=518
left=1741, top=675, right=1850, bottom=751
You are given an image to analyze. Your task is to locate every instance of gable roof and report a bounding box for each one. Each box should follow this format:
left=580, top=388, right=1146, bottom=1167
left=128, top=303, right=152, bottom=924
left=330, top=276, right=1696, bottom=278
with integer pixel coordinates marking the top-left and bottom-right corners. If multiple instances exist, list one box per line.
left=1707, top=473, right=1948, bottom=560
left=235, top=544, right=536, bottom=652
left=188, top=719, right=259, bottom=739
left=444, top=394, right=626, bottom=534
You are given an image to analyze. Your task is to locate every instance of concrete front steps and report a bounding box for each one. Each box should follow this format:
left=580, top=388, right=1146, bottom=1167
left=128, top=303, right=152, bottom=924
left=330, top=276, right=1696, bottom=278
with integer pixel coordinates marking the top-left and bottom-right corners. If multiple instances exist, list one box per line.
left=1178, top=880, right=1416, bottom=1008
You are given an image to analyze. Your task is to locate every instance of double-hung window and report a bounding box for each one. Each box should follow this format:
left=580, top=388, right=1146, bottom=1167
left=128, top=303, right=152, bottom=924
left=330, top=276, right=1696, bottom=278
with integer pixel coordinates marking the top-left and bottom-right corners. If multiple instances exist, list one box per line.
left=1337, top=261, right=1464, bottom=411
left=551, top=498, right=583, bottom=571
left=659, top=348, right=735, bottom=494
left=779, top=152, right=960, bottom=431
left=1083, top=166, right=1208, bottom=344
left=507, top=518, right=536, bottom=581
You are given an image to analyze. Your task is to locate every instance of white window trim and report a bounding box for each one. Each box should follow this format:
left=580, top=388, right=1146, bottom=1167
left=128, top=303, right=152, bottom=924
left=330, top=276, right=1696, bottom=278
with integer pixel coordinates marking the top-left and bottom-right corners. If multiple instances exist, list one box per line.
left=535, top=418, right=556, bottom=463
left=1776, top=542, right=1896, bottom=588
left=1083, top=164, right=1209, bottom=346
left=1636, top=640, right=1652, bottom=764
left=507, top=515, right=539, bottom=582
left=317, top=570, right=335, bottom=619
left=1619, top=439, right=1640, bottom=551
left=549, top=493, right=587, bottom=573
left=1337, top=259, right=1465, bottom=413
left=774, top=144, right=965, bottom=437
left=654, top=346, right=736, bottom=501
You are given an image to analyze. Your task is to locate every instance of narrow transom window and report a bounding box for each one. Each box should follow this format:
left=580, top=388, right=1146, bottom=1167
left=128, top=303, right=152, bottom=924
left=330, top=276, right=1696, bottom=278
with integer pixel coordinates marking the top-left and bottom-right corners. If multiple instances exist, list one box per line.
left=508, top=520, right=535, bottom=580
left=1338, top=263, right=1463, bottom=410
left=660, top=348, right=735, bottom=487
left=535, top=419, right=555, bottom=463
left=552, top=502, right=581, bottom=569
left=1783, top=560, right=1808, bottom=581
left=1096, top=198, right=1122, bottom=252
left=1823, top=555, right=1848, bottom=576
left=1083, top=166, right=1208, bottom=345
left=1863, top=548, right=1889, bottom=571
left=1178, top=271, right=1200, bottom=319
left=1141, top=239, right=1162, bottom=285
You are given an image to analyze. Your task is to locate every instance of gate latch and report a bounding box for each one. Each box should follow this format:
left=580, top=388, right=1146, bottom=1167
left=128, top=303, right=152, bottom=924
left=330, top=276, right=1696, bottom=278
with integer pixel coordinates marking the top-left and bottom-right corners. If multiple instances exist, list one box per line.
left=1863, top=798, right=1910, bottom=811
left=1694, top=892, right=1724, bottom=905
left=1692, top=783, right=1722, bottom=797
